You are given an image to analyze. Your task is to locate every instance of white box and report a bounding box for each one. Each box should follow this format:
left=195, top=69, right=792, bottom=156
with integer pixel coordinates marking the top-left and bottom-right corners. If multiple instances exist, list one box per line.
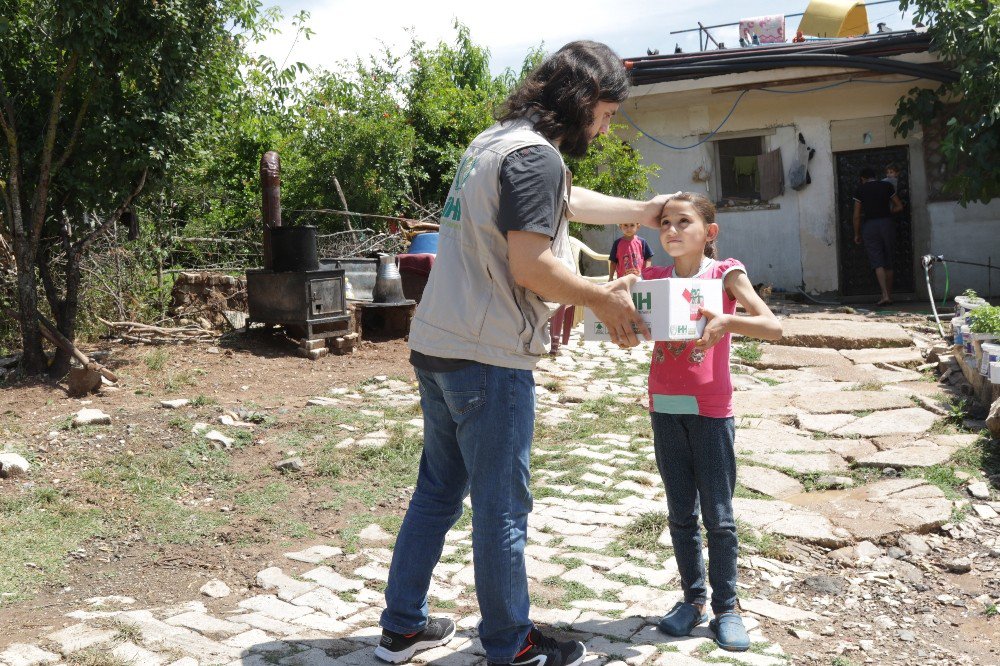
left=583, top=278, right=723, bottom=342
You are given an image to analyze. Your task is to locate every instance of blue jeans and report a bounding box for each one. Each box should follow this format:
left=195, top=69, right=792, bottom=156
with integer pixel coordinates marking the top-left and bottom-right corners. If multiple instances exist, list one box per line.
left=651, top=412, right=738, bottom=615
left=381, top=362, right=535, bottom=663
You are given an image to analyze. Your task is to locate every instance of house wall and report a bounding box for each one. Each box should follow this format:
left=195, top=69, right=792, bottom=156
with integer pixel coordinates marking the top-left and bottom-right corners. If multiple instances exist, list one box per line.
left=617, top=67, right=1000, bottom=299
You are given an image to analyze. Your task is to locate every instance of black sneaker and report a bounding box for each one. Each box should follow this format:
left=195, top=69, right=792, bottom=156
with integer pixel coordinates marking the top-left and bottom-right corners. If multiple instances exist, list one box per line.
left=488, top=627, right=586, bottom=666
left=374, top=617, right=456, bottom=664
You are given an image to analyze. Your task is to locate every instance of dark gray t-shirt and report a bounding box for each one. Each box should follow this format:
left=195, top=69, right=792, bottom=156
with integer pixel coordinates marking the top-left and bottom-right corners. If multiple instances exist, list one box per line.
left=411, top=145, right=564, bottom=372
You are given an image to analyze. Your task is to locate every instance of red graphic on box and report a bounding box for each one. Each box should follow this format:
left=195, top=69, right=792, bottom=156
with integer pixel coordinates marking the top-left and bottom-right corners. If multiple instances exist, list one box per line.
left=683, top=288, right=703, bottom=321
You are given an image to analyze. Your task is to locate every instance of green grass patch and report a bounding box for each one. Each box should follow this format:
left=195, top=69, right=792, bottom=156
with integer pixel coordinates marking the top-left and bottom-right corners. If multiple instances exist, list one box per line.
left=736, top=519, right=786, bottom=559
left=848, top=381, right=884, bottom=392
left=144, top=348, right=168, bottom=372
left=617, top=512, right=668, bottom=552
left=732, top=341, right=762, bottom=364
left=0, top=487, right=106, bottom=605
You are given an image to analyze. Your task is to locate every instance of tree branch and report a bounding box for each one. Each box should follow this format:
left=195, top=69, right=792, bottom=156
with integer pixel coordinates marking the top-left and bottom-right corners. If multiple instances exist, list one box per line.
left=30, top=50, right=80, bottom=247
left=51, top=78, right=95, bottom=179
left=74, top=168, right=148, bottom=258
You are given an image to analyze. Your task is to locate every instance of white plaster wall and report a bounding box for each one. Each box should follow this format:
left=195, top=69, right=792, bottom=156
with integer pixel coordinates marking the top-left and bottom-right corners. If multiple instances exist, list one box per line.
left=926, top=200, right=1000, bottom=300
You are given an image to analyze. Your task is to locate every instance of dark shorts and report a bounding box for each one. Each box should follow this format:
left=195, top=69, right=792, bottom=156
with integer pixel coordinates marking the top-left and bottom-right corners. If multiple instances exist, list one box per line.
left=862, top=217, right=895, bottom=270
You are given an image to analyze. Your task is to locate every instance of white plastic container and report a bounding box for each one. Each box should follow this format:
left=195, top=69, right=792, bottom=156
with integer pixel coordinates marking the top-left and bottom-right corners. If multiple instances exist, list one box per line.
left=991, top=361, right=1000, bottom=384
left=981, top=342, right=1000, bottom=377
left=963, top=325, right=975, bottom=355
left=952, top=317, right=965, bottom=346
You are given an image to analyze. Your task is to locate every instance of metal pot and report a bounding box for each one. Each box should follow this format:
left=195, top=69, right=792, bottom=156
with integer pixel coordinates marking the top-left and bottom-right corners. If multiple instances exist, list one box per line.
left=372, top=254, right=406, bottom=303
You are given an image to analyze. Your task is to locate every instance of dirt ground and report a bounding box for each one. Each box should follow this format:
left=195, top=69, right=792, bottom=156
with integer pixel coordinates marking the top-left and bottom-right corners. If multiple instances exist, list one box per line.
left=0, top=331, right=416, bottom=644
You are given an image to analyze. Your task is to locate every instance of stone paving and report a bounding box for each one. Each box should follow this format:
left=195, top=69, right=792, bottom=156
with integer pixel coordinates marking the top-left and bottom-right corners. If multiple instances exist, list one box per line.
left=1, top=310, right=989, bottom=666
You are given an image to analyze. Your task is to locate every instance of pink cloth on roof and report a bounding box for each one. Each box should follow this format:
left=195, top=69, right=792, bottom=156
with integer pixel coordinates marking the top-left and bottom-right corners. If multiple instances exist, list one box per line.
left=642, top=258, right=746, bottom=418
left=739, top=15, right=786, bottom=44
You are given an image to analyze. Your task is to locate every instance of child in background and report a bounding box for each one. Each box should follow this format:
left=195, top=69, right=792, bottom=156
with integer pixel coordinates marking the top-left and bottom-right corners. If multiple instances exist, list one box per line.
left=608, top=222, right=653, bottom=280
left=643, top=193, right=782, bottom=652
left=883, top=162, right=900, bottom=191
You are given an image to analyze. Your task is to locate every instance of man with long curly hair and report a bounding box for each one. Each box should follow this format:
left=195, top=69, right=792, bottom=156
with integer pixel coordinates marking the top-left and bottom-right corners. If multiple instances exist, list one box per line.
left=374, top=41, right=668, bottom=666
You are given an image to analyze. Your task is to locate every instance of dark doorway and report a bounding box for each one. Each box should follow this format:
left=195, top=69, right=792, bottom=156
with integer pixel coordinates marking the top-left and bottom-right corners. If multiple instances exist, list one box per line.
left=835, top=147, right=913, bottom=299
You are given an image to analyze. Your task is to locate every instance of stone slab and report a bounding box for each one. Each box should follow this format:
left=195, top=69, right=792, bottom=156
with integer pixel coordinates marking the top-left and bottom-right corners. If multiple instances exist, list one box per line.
left=733, top=498, right=847, bottom=547
left=791, top=390, right=913, bottom=414
left=840, top=347, right=924, bottom=367
left=804, top=478, right=952, bottom=541
left=774, top=319, right=912, bottom=349
left=855, top=445, right=954, bottom=469
left=750, top=346, right=851, bottom=369
left=737, top=466, right=804, bottom=499
left=740, top=597, right=821, bottom=622
left=832, top=407, right=938, bottom=437
left=751, top=452, right=850, bottom=475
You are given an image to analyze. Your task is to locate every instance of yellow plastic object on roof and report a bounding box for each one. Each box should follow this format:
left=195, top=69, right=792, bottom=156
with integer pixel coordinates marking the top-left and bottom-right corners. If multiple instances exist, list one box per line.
left=797, top=0, right=869, bottom=37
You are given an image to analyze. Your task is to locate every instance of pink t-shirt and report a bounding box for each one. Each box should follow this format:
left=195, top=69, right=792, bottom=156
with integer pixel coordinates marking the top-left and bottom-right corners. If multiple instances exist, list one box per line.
left=610, top=235, right=652, bottom=277
left=642, top=257, right=746, bottom=418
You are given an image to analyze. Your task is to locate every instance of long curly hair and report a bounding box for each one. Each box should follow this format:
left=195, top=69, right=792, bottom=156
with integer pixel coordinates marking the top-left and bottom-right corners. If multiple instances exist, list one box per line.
left=498, top=41, right=629, bottom=158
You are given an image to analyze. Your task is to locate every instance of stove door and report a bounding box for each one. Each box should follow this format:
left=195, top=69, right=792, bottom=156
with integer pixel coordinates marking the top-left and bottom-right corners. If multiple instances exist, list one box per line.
left=308, top=277, right=345, bottom=319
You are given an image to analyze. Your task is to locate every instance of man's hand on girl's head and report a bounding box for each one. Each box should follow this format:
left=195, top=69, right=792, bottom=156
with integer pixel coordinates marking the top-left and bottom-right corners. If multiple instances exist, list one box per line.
left=640, top=192, right=681, bottom=230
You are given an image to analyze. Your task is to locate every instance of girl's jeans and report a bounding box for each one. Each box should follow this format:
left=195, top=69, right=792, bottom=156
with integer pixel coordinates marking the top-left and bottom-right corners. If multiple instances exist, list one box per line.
left=651, top=412, right=738, bottom=614
left=380, top=362, right=535, bottom=663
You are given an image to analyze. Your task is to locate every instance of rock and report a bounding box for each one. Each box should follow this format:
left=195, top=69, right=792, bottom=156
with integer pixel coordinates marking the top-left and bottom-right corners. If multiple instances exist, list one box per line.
left=814, top=475, right=854, bottom=489
left=826, top=546, right=857, bottom=564
left=358, top=524, right=394, bottom=543
left=204, top=430, right=233, bottom=448
left=897, top=629, right=916, bottom=642
left=987, top=397, right=1000, bottom=440
left=752, top=346, right=853, bottom=369
left=160, top=399, right=190, bottom=409
left=740, top=597, right=821, bottom=622
left=738, top=465, right=804, bottom=499
left=275, top=457, right=303, bottom=472
left=973, top=504, right=998, bottom=520
left=0, top=452, right=30, bottom=478
left=898, top=534, right=930, bottom=556
left=873, top=556, right=925, bottom=584
left=802, top=575, right=847, bottom=595
left=307, top=396, right=339, bottom=407
left=944, top=557, right=972, bottom=574
left=788, top=627, right=818, bottom=640
left=66, top=367, right=102, bottom=397
left=886, top=546, right=907, bottom=559
left=200, top=580, right=231, bottom=598
left=855, top=541, right=883, bottom=560
left=72, top=408, right=111, bottom=426
left=967, top=482, right=991, bottom=500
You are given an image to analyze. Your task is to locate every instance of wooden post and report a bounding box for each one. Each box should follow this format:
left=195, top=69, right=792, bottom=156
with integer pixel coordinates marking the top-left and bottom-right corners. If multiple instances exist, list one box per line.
left=261, top=151, right=282, bottom=271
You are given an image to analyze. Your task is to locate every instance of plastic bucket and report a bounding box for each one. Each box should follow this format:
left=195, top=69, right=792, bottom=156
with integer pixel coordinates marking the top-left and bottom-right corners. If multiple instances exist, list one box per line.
left=407, top=232, right=439, bottom=255
left=991, top=361, right=1000, bottom=384
left=981, top=342, right=1000, bottom=377
left=952, top=318, right=964, bottom=346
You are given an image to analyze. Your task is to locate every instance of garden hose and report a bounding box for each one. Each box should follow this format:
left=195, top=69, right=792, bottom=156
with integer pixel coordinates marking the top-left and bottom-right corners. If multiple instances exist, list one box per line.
left=921, top=255, right=945, bottom=337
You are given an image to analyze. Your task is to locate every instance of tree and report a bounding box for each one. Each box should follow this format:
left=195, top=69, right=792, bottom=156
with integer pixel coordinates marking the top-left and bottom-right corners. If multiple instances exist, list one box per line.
left=892, top=0, right=1000, bottom=204
left=0, top=0, right=272, bottom=375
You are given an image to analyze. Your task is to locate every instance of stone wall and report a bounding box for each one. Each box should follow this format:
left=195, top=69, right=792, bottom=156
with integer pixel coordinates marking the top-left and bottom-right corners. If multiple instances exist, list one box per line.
left=170, top=272, right=247, bottom=330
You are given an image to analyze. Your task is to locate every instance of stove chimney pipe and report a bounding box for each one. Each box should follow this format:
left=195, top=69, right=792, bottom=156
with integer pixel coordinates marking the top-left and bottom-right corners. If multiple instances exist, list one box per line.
left=261, top=151, right=282, bottom=270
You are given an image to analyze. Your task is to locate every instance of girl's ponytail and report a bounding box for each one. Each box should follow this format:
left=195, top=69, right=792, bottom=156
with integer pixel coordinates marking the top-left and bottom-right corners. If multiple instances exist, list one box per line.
left=704, top=238, right=718, bottom=259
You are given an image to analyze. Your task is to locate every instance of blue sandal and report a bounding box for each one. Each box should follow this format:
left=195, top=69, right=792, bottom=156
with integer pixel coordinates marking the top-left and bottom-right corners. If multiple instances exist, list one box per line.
left=657, top=602, right=709, bottom=637
left=710, top=611, right=750, bottom=652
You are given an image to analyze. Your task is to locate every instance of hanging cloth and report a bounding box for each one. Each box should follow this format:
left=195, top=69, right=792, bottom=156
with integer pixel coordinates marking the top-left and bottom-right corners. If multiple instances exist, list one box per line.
left=732, top=155, right=759, bottom=190
left=739, top=15, right=786, bottom=44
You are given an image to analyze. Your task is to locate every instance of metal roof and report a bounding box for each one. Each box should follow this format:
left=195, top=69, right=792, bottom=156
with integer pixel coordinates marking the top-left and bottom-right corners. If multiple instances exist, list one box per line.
left=625, top=31, right=956, bottom=85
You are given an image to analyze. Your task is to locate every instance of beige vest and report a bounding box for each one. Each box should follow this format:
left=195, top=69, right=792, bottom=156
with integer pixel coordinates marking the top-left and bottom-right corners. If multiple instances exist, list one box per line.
left=408, top=118, right=577, bottom=370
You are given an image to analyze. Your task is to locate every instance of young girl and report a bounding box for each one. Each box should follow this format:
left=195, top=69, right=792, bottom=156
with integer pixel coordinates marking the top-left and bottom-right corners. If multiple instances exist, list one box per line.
left=643, top=193, right=781, bottom=652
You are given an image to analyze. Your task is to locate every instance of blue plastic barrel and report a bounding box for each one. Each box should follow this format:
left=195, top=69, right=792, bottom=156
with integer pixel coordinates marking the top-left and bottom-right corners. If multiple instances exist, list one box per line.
left=407, top=232, right=439, bottom=255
